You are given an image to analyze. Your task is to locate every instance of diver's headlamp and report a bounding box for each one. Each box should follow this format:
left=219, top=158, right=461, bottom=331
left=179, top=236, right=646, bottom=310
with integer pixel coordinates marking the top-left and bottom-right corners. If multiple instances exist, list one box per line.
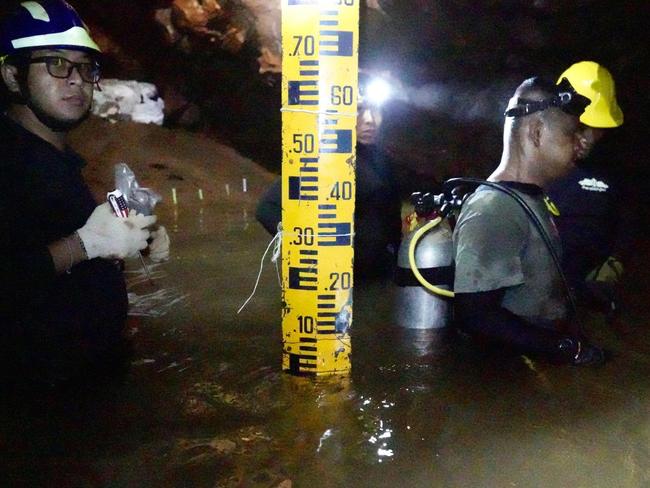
left=365, top=77, right=391, bottom=106
left=504, top=78, right=590, bottom=118
left=359, top=76, right=392, bottom=108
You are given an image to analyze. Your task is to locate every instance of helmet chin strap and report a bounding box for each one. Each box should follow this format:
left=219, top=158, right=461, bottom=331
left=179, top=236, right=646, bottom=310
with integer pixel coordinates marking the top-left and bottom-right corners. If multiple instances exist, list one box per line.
left=7, top=58, right=90, bottom=133
left=28, top=97, right=90, bottom=132
left=20, top=76, right=91, bottom=132
left=20, top=81, right=90, bottom=132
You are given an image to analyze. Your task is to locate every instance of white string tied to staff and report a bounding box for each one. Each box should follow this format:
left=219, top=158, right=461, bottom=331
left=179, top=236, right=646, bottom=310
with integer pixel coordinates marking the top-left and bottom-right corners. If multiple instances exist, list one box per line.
left=237, top=226, right=283, bottom=314
left=237, top=224, right=354, bottom=315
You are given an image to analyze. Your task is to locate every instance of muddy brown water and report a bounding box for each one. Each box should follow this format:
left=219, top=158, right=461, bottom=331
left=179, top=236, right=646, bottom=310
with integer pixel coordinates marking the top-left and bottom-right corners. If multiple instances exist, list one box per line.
left=3, top=122, right=650, bottom=487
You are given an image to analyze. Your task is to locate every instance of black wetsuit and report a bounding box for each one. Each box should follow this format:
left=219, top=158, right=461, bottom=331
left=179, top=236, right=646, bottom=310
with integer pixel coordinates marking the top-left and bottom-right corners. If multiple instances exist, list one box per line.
left=0, top=115, right=128, bottom=382
left=256, top=144, right=402, bottom=279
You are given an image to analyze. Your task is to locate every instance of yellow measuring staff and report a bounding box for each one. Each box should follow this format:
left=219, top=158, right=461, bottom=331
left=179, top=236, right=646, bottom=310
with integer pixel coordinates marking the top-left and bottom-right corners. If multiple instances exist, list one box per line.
left=281, top=0, right=359, bottom=375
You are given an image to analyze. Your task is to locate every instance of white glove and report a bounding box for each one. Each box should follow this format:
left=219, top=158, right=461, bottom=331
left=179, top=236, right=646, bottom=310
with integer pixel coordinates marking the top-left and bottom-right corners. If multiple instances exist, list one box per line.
left=148, top=225, right=170, bottom=262
left=77, top=202, right=156, bottom=259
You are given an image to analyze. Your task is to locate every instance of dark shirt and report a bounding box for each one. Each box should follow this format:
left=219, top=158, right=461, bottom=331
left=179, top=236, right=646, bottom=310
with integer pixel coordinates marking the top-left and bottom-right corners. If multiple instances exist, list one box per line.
left=546, top=164, right=630, bottom=286
left=0, top=115, right=127, bottom=371
left=256, top=144, right=402, bottom=279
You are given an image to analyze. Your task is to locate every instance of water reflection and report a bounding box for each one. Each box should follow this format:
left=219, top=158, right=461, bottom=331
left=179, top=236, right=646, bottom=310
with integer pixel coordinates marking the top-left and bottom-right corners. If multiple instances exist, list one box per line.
left=363, top=399, right=395, bottom=462
left=4, top=188, right=650, bottom=487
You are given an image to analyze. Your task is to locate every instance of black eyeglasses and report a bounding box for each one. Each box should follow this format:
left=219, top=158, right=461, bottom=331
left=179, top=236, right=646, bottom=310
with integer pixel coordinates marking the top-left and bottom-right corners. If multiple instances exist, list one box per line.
left=28, top=56, right=101, bottom=84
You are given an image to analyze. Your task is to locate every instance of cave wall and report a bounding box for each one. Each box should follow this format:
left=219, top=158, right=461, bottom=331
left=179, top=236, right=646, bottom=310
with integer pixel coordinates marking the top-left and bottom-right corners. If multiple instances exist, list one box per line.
left=361, top=0, right=649, bottom=180
left=1, top=1, right=648, bottom=185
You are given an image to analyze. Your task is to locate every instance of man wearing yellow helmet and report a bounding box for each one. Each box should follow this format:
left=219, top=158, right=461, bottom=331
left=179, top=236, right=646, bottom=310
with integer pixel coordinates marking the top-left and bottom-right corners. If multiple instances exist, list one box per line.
left=547, top=61, right=630, bottom=318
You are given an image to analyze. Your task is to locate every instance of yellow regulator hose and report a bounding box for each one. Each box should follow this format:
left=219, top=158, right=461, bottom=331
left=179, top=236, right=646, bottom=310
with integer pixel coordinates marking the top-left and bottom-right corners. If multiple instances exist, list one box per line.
left=407, top=217, right=455, bottom=298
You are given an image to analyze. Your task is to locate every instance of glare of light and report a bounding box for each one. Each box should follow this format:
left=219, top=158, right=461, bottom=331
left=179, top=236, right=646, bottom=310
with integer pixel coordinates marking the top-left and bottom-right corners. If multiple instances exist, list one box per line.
left=378, top=430, right=392, bottom=439
left=366, top=78, right=392, bottom=107
left=317, top=428, right=333, bottom=453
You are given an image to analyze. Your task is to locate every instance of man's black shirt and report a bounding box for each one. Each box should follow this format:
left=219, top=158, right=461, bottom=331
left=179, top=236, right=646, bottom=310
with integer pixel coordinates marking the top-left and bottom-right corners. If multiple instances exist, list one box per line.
left=0, top=115, right=128, bottom=372
left=255, top=144, right=402, bottom=279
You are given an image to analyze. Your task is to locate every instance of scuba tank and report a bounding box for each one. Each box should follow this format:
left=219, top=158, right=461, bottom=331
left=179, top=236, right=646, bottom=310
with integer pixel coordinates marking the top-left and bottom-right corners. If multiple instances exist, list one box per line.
left=393, top=178, right=579, bottom=335
left=393, top=192, right=457, bottom=329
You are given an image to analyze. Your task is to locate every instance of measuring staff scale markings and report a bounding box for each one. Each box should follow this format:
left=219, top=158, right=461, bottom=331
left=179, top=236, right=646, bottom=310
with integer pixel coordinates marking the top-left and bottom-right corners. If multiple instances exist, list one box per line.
left=281, top=0, right=358, bottom=375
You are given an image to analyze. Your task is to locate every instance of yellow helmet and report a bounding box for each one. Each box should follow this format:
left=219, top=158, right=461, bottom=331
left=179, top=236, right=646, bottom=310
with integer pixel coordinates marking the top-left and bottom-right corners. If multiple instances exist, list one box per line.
left=557, top=61, right=624, bottom=128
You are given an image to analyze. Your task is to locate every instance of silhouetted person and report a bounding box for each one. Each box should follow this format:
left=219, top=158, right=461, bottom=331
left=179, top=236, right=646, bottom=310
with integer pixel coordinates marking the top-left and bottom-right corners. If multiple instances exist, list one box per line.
left=256, top=74, right=402, bottom=280
left=547, top=61, right=633, bottom=318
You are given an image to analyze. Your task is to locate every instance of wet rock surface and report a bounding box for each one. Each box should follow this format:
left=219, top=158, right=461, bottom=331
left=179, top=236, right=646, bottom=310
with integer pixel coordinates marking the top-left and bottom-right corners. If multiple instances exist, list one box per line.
left=55, top=0, right=648, bottom=179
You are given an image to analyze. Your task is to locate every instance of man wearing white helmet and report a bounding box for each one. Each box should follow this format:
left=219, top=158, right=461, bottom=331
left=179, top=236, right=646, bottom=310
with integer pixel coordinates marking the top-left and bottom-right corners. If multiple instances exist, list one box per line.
left=547, top=61, right=631, bottom=319
left=0, top=0, right=166, bottom=386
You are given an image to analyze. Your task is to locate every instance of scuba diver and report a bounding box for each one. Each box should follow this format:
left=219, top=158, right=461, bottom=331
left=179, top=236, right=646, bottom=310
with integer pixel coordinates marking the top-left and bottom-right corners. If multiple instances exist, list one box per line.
left=255, top=72, right=402, bottom=280
left=452, top=76, right=605, bottom=365
left=546, top=61, right=632, bottom=319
